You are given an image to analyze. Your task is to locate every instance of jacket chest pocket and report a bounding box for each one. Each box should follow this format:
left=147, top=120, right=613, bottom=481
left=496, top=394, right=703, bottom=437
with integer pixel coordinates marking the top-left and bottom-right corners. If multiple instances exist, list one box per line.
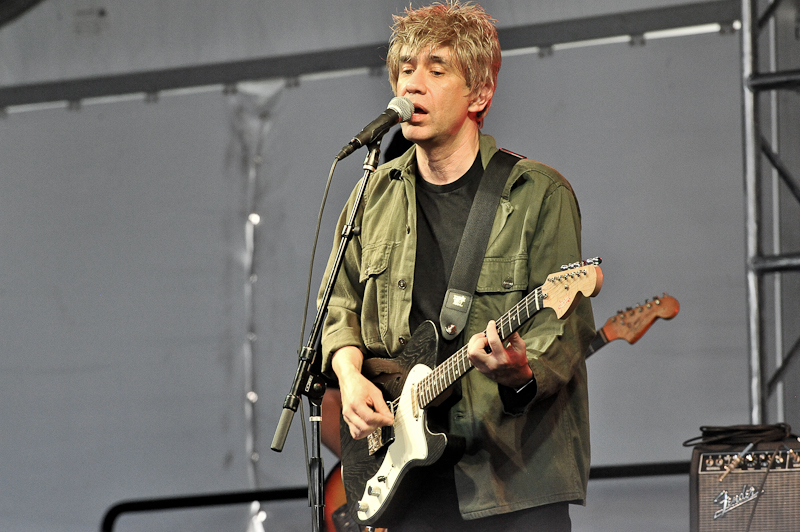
left=468, top=255, right=529, bottom=336
left=476, top=255, right=528, bottom=293
left=359, top=242, right=394, bottom=347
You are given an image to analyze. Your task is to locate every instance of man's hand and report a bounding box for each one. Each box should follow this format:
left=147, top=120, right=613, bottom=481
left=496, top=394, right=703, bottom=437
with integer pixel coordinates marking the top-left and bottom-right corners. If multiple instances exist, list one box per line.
left=332, top=346, right=394, bottom=440
left=467, top=320, right=532, bottom=389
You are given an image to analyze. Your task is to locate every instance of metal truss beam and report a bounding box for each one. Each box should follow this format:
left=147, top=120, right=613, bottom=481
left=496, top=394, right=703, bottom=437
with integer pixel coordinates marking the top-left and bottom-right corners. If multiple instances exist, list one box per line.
left=0, top=0, right=741, bottom=109
left=742, top=0, right=800, bottom=424
left=749, top=69, right=800, bottom=91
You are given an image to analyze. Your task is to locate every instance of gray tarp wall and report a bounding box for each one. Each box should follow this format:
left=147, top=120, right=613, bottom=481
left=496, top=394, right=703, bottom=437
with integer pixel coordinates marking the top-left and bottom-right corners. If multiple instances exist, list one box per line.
left=0, top=1, right=778, bottom=531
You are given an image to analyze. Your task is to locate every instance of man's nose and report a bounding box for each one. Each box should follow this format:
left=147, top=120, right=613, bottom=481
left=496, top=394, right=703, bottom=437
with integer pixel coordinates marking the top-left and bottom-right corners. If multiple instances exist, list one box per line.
left=402, top=71, right=425, bottom=94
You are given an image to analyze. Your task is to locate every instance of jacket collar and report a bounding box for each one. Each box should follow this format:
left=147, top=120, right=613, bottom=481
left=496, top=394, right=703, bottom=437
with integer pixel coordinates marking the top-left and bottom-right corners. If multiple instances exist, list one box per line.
left=385, top=132, right=524, bottom=196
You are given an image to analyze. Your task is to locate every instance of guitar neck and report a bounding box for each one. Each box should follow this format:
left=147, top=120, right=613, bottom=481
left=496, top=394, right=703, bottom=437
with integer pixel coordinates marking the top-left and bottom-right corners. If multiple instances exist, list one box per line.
left=586, top=294, right=680, bottom=359
left=416, top=286, right=545, bottom=409
left=585, top=328, right=609, bottom=358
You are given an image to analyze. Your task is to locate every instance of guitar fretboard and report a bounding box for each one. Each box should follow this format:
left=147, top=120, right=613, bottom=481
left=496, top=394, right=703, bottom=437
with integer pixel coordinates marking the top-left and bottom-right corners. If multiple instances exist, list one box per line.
left=414, top=285, right=545, bottom=409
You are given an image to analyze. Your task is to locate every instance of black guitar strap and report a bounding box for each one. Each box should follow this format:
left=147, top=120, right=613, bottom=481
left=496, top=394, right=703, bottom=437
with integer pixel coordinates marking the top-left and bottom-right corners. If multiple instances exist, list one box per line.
left=439, top=148, right=523, bottom=340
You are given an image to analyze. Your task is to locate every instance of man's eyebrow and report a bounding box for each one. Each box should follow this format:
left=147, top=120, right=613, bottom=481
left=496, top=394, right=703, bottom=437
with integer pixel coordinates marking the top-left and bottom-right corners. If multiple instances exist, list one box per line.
left=399, top=52, right=451, bottom=66
left=427, top=53, right=449, bottom=65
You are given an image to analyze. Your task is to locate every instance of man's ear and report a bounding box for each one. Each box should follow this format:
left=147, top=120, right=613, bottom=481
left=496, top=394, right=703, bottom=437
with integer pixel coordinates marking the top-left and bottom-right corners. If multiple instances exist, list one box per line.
left=469, top=84, right=494, bottom=116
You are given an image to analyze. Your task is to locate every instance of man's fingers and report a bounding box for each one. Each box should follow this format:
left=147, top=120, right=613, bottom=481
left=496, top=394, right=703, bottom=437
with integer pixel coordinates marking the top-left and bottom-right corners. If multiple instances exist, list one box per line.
left=359, top=398, right=393, bottom=426
left=370, top=391, right=393, bottom=417
left=345, top=415, right=371, bottom=440
left=508, top=331, right=525, bottom=351
left=343, top=406, right=376, bottom=440
left=485, top=320, right=505, bottom=355
left=341, top=388, right=394, bottom=440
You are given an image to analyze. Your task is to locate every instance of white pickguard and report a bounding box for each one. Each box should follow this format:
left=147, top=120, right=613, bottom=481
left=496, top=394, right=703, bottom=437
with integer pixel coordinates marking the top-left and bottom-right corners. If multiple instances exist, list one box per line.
left=355, top=363, right=434, bottom=522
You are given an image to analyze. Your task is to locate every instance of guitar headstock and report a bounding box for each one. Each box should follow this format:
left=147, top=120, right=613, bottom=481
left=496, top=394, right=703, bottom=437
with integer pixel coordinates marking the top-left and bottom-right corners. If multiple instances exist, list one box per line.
left=602, top=293, right=680, bottom=344
left=542, top=258, right=603, bottom=319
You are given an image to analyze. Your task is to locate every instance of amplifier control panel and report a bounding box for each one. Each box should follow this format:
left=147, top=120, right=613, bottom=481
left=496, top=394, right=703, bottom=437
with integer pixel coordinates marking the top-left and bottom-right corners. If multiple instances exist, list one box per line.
left=697, top=448, right=800, bottom=475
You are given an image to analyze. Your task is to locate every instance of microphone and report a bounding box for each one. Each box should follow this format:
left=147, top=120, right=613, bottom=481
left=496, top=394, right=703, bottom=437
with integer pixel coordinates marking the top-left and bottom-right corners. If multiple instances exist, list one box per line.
left=336, top=96, right=414, bottom=160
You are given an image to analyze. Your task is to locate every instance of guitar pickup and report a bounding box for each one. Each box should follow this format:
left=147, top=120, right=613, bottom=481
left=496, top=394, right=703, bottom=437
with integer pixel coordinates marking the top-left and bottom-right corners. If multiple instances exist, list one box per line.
left=367, top=402, right=396, bottom=455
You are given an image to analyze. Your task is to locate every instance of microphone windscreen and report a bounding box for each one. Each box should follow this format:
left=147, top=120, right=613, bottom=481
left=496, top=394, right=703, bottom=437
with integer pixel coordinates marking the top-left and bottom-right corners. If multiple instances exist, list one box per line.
left=387, top=96, right=414, bottom=122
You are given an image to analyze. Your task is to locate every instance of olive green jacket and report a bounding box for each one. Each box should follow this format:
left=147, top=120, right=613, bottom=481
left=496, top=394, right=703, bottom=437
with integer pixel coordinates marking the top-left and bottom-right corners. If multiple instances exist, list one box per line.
left=319, top=133, right=595, bottom=519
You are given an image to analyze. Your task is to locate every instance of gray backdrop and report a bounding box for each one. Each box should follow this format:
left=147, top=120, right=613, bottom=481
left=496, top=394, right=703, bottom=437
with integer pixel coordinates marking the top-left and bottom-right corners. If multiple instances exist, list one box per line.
left=0, top=1, right=783, bottom=531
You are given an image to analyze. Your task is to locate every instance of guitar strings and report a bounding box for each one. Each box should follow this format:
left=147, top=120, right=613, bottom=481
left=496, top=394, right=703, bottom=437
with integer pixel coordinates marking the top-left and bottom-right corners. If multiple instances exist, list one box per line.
left=412, top=285, right=544, bottom=410
left=384, top=285, right=545, bottom=434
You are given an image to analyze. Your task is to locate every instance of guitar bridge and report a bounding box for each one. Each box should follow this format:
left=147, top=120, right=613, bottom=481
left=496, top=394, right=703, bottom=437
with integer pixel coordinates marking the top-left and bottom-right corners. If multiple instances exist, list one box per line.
left=366, top=402, right=395, bottom=456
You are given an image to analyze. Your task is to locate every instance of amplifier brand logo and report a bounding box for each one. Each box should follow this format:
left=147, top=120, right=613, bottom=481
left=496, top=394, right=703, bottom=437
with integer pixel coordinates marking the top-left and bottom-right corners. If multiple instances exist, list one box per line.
left=712, top=485, right=759, bottom=520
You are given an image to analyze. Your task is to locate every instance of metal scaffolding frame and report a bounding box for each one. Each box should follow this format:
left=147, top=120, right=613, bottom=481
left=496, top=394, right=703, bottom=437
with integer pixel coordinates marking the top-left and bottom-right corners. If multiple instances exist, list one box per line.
left=741, top=0, right=800, bottom=423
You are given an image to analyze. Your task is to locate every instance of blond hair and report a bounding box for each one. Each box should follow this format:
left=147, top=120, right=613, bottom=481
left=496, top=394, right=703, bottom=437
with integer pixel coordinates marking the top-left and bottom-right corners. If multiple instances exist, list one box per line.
left=386, top=1, right=501, bottom=102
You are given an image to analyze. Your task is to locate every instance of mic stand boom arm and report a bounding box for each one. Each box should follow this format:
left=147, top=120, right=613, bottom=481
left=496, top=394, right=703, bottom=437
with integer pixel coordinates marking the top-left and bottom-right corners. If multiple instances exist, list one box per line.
left=270, top=141, right=383, bottom=532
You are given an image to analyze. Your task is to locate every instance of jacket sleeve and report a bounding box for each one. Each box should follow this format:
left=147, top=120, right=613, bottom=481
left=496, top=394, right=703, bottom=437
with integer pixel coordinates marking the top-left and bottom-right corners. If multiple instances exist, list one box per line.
left=317, top=184, right=366, bottom=376
left=500, top=176, right=596, bottom=413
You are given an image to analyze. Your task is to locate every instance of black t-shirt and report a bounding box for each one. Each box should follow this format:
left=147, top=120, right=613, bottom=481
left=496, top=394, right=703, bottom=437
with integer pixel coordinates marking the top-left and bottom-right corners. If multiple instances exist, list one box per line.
left=409, top=154, right=483, bottom=363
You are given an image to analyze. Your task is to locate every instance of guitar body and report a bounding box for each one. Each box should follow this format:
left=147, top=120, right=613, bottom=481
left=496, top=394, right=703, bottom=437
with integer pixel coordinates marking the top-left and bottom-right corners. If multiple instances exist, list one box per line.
left=340, top=321, right=451, bottom=527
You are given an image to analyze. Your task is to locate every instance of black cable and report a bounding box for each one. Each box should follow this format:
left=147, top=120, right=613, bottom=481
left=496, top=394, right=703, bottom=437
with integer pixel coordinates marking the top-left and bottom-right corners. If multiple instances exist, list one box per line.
left=682, top=423, right=797, bottom=448
left=295, top=157, right=340, bottom=532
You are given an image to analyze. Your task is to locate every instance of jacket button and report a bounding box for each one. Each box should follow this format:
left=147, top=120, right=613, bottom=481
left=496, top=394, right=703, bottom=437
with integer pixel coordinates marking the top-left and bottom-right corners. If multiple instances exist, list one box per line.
left=398, top=279, right=407, bottom=289
left=398, top=336, right=407, bottom=345
left=502, top=278, right=514, bottom=289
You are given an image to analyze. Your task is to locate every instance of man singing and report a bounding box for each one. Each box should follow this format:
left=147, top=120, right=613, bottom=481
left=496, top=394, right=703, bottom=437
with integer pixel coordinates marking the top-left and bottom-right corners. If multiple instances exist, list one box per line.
left=318, top=2, right=595, bottom=530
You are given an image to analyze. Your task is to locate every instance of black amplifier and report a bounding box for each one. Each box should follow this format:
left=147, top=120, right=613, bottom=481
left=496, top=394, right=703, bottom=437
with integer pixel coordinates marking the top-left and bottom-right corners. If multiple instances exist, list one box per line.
left=690, top=440, right=800, bottom=531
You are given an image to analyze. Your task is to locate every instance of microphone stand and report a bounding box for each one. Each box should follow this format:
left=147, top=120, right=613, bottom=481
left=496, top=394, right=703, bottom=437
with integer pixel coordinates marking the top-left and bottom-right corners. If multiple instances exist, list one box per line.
left=271, top=139, right=384, bottom=532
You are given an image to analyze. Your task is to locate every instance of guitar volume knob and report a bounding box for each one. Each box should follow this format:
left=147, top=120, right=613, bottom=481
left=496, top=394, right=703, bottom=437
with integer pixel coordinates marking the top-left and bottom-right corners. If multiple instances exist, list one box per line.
left=357, top=501, right=369, bottom=513
left=368, top=486, right=382, bottom=496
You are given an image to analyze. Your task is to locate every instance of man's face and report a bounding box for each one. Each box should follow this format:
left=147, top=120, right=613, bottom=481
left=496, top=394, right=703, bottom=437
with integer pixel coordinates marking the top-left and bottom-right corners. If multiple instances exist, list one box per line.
left=395, top=46, right=483, bottom=150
